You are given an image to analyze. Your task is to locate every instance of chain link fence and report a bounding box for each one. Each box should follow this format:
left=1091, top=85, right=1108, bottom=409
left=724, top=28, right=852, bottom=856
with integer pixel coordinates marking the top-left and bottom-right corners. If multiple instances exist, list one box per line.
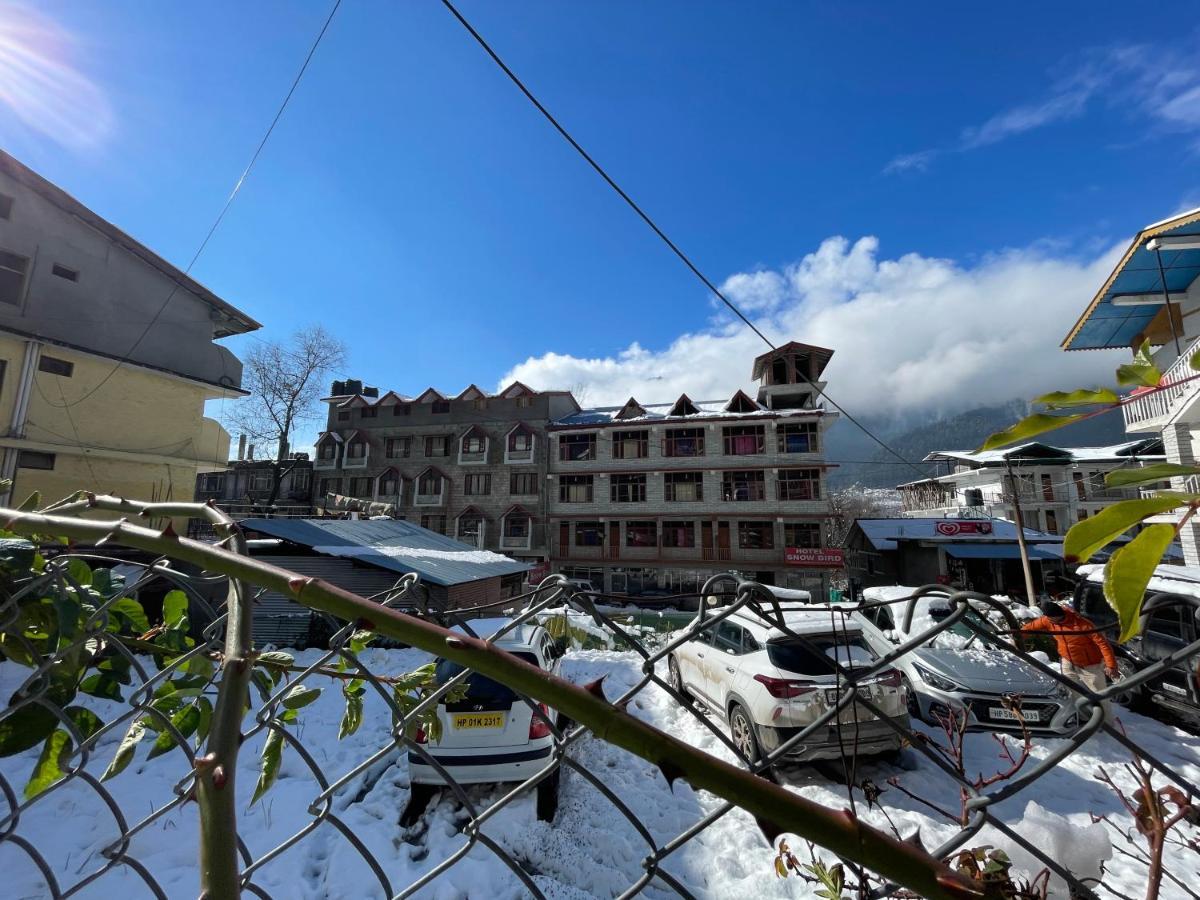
left=2, top=539, right=1199, bottom=899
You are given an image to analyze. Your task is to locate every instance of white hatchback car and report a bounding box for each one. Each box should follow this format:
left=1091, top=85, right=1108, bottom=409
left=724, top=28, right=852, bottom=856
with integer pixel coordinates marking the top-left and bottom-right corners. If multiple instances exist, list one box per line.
left=403, top=619, right=567, bottom=825
left=667, top=603, right=908, bottom=764
left=854, top=586, right=1075, bottom=734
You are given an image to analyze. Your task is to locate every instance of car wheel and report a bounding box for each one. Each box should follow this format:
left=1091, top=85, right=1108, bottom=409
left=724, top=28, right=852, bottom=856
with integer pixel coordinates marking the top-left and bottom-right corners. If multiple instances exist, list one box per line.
left=729, top=703, right=762, bottom=765
left=1112, top=659, right=1144, bottom=710
left=536, top=769, right=561, bottom=822
left=400, top=783, right=439, bottom=827
left=901, top=676, right=923, bottom=722
left=668, top=655, right=692, bottom=702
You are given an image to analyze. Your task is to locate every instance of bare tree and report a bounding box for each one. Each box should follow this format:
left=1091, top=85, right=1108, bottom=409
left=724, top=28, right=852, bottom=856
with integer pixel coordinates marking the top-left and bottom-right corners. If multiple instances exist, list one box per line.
left=228, top=325, right=346, bottom=507
left=827, top=484, right=902, bottom=548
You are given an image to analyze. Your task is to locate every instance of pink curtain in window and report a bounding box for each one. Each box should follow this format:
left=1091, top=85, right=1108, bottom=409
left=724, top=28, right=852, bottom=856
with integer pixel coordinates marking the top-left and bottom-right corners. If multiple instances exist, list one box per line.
left=733, top=435, right=757, bottom=454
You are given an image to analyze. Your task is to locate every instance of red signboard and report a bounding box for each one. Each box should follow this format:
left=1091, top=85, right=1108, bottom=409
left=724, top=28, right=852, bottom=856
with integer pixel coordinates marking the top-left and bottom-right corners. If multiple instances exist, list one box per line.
left=785, top=547, right=845, bottom=568
left=525, top=562, right=550, bottom=584
left=935, top=520, right=992, bottom=536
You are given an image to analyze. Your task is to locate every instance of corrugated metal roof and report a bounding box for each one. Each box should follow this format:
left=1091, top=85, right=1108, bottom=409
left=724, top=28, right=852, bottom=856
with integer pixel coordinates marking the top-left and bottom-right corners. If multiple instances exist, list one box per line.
left=241, top=518, right=530, bottom=586
left=853, top=517, right=1058, bottom=552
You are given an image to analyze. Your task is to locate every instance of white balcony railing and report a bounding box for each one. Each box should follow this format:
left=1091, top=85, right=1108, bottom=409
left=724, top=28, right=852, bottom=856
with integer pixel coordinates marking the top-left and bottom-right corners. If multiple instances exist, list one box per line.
left=1123, top=335, right=1200, bottom=431
left=500, top=533, right=531, bottom=550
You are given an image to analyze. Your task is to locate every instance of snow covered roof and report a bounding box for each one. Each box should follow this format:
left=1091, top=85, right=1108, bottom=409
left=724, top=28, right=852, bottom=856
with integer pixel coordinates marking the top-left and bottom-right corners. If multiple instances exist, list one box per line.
left=551, top=397, right=822, bottom=427
left=922, top=439, right=1163, bottom=468
left=1077, top=562, right=1200, bottom=599
left=240, top=518, right=530, bottom=586
left=852, top=517, right=1058, bottom=551
left=732, top=604, right=861, bottom=639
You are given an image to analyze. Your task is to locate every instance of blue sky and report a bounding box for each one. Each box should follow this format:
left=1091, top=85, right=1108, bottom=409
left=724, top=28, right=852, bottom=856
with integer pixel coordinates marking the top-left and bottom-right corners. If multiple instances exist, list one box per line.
left=4, top=1, right=1200, bottom=433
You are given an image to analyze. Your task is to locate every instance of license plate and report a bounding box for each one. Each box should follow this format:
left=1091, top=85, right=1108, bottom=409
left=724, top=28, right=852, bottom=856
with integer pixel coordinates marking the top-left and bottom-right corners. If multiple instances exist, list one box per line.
left=990, top=706, right=1041, bottom=723
left=1162, top=682, right=1187, bottom=696
left=452, top=712, right=505, bottom=730
left=825, top=687, right=870, bottom=703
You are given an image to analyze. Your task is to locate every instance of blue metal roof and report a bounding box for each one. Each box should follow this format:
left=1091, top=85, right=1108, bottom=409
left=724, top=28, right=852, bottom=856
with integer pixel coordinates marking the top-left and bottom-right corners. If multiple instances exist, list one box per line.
left=1064, top=208, right=1200, bottom=350
left=944, top=544, right=1063, bottom=561
left=241, top=518, right=530, bottom=587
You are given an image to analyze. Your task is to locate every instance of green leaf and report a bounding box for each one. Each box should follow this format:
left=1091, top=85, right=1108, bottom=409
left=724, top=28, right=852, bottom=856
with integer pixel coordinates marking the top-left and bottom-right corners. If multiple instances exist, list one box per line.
left=0, top=704, right=58, bottom=756
left=79, top=672, right=123, bottom=702
left=16, top=490, right=41, bottom=512
left=64, top=706, right=102, bottom=742
left=251, top=728, right=284, bottom=803
left=977, top=413, right=1087, bottom=452
left=147, top=703, right=202, bottom=760
left=1105, top=463, right=1200, bottom=488
left=97, top=653, right=133, bottom=685
left=25, top=729, right=73, bottom=799
left=65, top=558, right=92, bottom=587
left=1035, top=387, right=1120, bottom=409
left=1190, top=349, right=1200, bottom=372
left=106, top=598, right=150, bottom=635
left=280, top=684, right=321, bottom=710
left=1063, top=494, right=1189, bottom=563
left=258, top=651, right=295, bottom=667
left=250, top=668, right=275, bottom=703
left=1104, top=524, right=1177, bottom=643
left=91, top=569, right=123, bottom=598
left=162, top=590, right=189, bottom=631
left=101, top=721, right=146, bottom=781
left=339, top=686, right=365, bottom=739
left=1117, top=342, right=1162, bottom=388
left=195, top=697, right=214, bottom=744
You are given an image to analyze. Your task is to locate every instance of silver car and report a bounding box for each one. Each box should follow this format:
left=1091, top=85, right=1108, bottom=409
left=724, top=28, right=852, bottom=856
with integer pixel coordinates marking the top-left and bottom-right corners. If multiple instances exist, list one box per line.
left=855, top=587, right=1076, bottom=734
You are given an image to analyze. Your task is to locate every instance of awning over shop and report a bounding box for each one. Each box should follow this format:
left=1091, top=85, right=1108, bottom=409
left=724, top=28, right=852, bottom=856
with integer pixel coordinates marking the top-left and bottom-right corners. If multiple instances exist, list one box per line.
left=943, top=544, right=1063, bottom=561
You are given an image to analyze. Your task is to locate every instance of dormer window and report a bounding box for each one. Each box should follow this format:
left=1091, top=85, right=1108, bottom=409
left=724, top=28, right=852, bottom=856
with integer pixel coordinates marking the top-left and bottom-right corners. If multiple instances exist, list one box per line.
left=378, top=468, right=400, bottom=497
left=459, top=426, right=489, bottom=464
left=432, top=400, right=451, bottom=414
left=415, top=468, right=445, bottom=505
left=457, top=509, right=485, bottom=549
left=505, top=424, right=535, bottom=463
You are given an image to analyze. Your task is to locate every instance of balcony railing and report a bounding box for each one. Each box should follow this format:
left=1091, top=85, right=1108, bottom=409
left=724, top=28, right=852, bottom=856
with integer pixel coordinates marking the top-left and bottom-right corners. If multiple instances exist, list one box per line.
left=343, top=451, right=369, bottom=470
left=313, top=455, right=339, bottom=471
left=500, top=533, right=532, bottom=550
left=1124, top=335, right=1200, bottom=430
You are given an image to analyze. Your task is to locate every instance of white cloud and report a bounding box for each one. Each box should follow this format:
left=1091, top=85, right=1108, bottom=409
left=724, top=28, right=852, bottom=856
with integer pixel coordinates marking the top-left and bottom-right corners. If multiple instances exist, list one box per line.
left=499, top=236, right=1124, bottom=421
left=886, top=42, right=1200, bottom=174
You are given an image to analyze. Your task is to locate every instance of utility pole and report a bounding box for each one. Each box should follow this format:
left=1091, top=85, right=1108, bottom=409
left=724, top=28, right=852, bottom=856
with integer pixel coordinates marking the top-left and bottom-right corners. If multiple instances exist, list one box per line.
left=1005, top=462, right=1038, bottom=606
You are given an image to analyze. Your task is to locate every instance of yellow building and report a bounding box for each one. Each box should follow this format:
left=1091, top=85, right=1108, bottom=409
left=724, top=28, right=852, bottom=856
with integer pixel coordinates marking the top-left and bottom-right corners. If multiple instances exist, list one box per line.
left=0, top=151, right=258, bottom=509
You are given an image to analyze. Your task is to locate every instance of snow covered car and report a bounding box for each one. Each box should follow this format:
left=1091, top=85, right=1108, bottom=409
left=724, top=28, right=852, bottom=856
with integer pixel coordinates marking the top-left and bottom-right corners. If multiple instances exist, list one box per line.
left=1074, top=563, right=1200, bottom=725
left=403, top=619, right=568, bottom=825
left=666, top=603, right=908, bottom=764
left=855, top=586, right=1075, bottom=734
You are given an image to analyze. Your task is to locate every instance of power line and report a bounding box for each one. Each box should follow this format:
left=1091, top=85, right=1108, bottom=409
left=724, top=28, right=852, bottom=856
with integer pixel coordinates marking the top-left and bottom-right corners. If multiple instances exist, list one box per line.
left=41, top=0, right=344, bottom=415
left=438, top=0, right=926, bottom=478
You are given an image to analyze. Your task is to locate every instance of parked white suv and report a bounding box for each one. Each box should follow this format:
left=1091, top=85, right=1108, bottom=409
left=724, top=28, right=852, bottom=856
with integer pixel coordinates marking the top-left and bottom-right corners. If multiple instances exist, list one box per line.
left=667, top=603, right=908, bottom=764
left=854, top=587, right=1075, bottom=734
left=403, top=619, right=567, bottom=825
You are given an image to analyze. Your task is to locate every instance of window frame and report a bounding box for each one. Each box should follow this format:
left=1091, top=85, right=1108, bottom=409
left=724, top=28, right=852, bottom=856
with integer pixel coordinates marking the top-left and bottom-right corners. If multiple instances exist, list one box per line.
left=737, top=520, right=775, bottom=550
left=559, top=474, right=594, bottom=503
left=610, top=473, right=647, bottom=503
left=0, top=248, right=30, bottom=306
left=722, top=424, right=766, bottom=456
left=722, top=470, right=765, bottom=501
left=612, top=429, right=649, bottom=460
left=558, top=433, right=597, bottom=462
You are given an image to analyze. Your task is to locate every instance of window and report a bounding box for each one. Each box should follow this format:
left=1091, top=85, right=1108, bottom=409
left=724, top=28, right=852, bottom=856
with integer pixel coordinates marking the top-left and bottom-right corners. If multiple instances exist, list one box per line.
left=738, top=521, right=774, bottom=550
left=473, top=398, right=488, bottom=410
left=663, top=427, right=705, bottom=457
left=0, top=249, right=29, bottom=306
left=1147, top=604, right=1184, bottom=640
left=714, top=622, right=748, bottom=655
left=777, top=469, right=820, bottom=501
left=510, top=472, right=538, bottom=495
left=378, top=471, right=399, bottom=496
left=1072, top=472, right=1087, bottom=501
left=425, top=435, right=448, bottom=457
left=625, top=521, right=656, bottom=547
left=458, top=515, right=484, bottom=545
left=1041, top=474, right=1054, bottom=502
left=349, top=476, right=372, bottom=496
left=291, top=469, right=311, bottom=492
left=462, top=434, right=487, bottom=454
left=0, top=194, right=12, bottom=220
left=575, top=521, right=604, bottom=546
left=198, top=473, right=224, bottom=493
left=611, top=473, right=647, bottom=503
left=662, top=520, right=695, bottom=548
left=318, top=440, right=337, bottom=460
left=250, top=472, right=271, bottom=492
left=421, top=514, right=447, bottom=534
left=386, top=437, right=411, bottom=458
left=722, top=424, right=765, bottom=455
left=559, top=433, right=596, bottom=461
left=516, top=396, right=532, bottom=408
left=38, top=355, right=74, bottom=377
left=784, top=522, right=821, bottom=548
left=508, top=430, right=533, bottom=453
left=664, top=471, right=703, bottom=501
left=432, top=400, right=451, bottom=414
left=418, top=470, right=443, bottom=495
left=777, top=422, right=818, bottom=453
left=504, top=514, right=530, bottom=538
left=464, top=473, right=492, bottom=496
left=360, top=405, right=377, bottom=418
left=612, top=430, right=649, bottom=459
left=51, top=263, right=78, bottom=282
left=319, top=477, right=342, bottom=496
left=559, top=475, right=593, bottom=502
left=1044, top=509, right=1059, bottom=535
left=722, top=470, right=765, bottom=501
left=337, top=411, right=351, bottom=422
left=767, top=635, right=874, bottom=675
left=393, top=403, right=411, bottom=416
left=346, top=440, right=367, bottom=459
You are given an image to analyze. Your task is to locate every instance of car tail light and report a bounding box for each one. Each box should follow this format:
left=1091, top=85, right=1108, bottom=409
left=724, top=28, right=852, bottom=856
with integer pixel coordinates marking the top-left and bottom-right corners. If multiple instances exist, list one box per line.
left=529, top=703, right=553, bottom=739
left=413, top=724, right=428, bottom=744
left=754, top=674, right=816, bottom=699
left=874, top=669, right=902, bottom=688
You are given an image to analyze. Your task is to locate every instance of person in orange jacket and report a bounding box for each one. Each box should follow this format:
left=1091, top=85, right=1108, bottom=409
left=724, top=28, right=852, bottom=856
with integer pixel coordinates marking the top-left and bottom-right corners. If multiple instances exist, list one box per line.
left=1021, top=601, right=1118, bottom=692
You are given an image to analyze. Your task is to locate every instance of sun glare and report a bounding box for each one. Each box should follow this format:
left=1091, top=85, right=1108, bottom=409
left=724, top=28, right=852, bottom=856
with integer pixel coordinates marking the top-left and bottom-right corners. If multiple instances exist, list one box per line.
left=0, top=3, right=113, bottom=150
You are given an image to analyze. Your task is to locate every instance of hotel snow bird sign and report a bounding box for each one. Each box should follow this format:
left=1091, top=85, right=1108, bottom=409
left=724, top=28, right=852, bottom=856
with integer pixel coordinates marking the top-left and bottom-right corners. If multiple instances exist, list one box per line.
left=785, top=547, right=845, bottom=567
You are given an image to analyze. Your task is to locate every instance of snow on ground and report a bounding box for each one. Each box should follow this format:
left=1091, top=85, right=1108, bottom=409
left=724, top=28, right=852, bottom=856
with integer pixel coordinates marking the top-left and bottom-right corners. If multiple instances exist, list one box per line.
left=2, top=648, right=1199, bottom=898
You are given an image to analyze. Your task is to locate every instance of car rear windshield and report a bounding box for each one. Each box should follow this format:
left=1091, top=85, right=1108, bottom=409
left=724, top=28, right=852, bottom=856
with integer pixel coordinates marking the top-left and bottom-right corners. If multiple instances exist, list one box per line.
left=435, top=652, right=539, bottom=707
left=766, top=635, right=875, bottom=676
